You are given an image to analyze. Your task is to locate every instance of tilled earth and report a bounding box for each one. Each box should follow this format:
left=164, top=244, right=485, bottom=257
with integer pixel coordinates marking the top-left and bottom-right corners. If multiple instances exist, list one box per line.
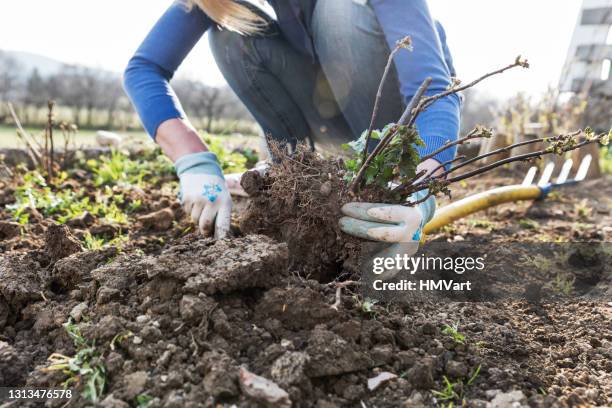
left=0, top=164, right=610, bottom=407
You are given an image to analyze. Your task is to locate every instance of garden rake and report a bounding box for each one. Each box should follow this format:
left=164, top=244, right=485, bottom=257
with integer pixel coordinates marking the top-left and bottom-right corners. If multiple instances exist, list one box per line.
left=423, top=154, right=593, bottom=234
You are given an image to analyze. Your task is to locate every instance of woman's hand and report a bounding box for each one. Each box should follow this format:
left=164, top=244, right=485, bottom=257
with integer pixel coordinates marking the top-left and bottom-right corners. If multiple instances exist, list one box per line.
left=339, top=159, right=441, bottom=243
left=339, top=190, right=435, bottom=243
left=175, top=152, right=232, bottom=238
left=156, top=119, right=232, bottom=238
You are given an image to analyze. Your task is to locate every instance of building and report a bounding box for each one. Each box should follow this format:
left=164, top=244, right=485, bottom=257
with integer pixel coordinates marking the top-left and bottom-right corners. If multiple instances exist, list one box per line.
left=559, top=0, right=612, bottom=97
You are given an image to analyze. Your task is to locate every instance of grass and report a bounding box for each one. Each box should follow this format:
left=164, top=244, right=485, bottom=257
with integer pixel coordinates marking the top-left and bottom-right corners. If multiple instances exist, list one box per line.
left=523, top=254, right=553, bottom=272
left=518, top=218, right=539, bottom=230
left=442, top=323, right=466, bottom=344
left=432, top=365, right=481, bottom=407
left=551, top=273, right=575, bottom=296
left=353, top=296, right=378, bottom=316
left=136, top=394, right=155, bottom=408
left=6, top=169, right=144, bottom=227
left=467, top=218, right=495, bottom=231
left=42, top=320, right=106, bottom=404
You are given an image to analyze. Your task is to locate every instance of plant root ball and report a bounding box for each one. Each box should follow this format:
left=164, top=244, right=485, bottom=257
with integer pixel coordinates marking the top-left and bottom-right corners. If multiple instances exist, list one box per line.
left=239, top=146, right=386, bottom=281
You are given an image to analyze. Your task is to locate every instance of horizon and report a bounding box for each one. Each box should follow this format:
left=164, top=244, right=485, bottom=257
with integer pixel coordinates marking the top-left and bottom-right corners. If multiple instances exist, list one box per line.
left=0, top=0, right=583, bottom=100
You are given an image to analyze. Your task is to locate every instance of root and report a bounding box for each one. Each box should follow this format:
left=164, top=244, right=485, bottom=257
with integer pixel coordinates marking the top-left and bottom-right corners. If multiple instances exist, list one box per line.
left=329, top=280, right=360, bottom=310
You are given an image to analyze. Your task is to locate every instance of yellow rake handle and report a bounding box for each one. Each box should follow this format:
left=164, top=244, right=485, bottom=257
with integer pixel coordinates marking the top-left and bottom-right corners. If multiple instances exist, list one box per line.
left=423, top=185, right=542, bottom=235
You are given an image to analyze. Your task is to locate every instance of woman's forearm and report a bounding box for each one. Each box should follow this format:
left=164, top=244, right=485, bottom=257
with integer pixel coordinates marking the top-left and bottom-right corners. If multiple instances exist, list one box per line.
left=156, top=118, right=208, bottom=163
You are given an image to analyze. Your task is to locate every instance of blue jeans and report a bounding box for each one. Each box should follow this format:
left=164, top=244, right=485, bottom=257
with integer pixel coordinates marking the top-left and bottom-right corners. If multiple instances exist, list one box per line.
left=209, top=0, right=403, bottom=153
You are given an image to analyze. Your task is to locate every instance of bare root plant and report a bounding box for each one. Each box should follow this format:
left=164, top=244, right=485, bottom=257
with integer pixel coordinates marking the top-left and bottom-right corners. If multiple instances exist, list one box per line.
left=347, top=39, right=610, bottom=205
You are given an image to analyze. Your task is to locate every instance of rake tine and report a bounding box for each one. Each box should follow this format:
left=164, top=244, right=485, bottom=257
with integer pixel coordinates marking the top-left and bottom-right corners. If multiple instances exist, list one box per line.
left=537, top=162, right=555, bottom=187
left=522, top=166, right=538, bottom=186
left=574, top=154, right=592, bottom=182
left=556, top=159, right=573, bottom=184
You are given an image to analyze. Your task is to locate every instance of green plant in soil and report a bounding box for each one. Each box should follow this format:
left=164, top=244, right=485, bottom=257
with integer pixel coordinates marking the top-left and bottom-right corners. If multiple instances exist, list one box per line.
left=442, top=323, right=466, bottom=344
left=83, top=231, right=128, bottom=250
left=551, top=273, right=575, bottom=296
left=7, top=171, right=134, bottom=226
left=358, top=297, right=379, bottom=315
left=518, top=218, right=539, bottom=230
left=136, top=393, right=155, bottom=408
left=84, top=148, right=175, bottom=187
left=43, top=320, right=106, bottom=404
left=432, top=365, right=481, bottom=406
left=467, top=219, right=496, bottom=231
left=204, top=135, right=256, bottom=173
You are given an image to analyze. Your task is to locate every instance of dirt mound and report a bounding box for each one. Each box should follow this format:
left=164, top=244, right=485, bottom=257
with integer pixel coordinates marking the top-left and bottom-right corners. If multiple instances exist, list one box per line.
left=0, top=228, right=609, bottom=406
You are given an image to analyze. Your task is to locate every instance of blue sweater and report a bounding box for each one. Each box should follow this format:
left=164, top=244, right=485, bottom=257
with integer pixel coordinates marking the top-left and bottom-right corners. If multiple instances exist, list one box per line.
left=124, top=0, right=461, bottom=165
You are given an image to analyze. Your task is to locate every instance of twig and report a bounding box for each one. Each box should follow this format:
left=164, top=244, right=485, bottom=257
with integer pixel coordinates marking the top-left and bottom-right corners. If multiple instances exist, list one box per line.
left=408, top=133, right=603, bottom=193
left=419, top=127, right=484, bottom=163
left=47, top=101, right=55, bottom=179
left=398, top=77, right=433, bottom=126
left=439, top=130, right=582, bottom=178
left=403, top=189, right=436, bottom=207
left=7, top=103, right=43, bottom=165
left=363, top=42, right=405, bottom=164
left=430, top=155, right=466, bottom=176
left=408, top=57, right=530, bottom=128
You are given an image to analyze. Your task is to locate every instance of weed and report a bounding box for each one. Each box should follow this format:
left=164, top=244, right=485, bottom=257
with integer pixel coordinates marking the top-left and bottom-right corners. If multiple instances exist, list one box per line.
left=518, top=218, right=539, bottom=230
left=43, top=320, right=106, bottom=404
left=468, top=219, right=495, bottom=231
left=432, top=365, right=481, bottom=406
left=136, top=394, right=154, bottom=408
left=353, top=297, right=379, bottom=316
left=7, top=170, right=133, bottom=226
left=432, top=376, right=461, bottom=402
left=83, top=231, right=127, bottom=250
left=204, top=135, right=252, bottom=173
left=523, top=254, right=553, bottom=272
left=442, top=323, right=466, bottom=344
left=110, top=331, right=134, bottom=351
left=85, top=149, right=174, bottom=188
left=574, top=199, right=592, bottom=220
left=551, top=273, right=575, bottom=296
left=83, top=232, right=106, bottom=250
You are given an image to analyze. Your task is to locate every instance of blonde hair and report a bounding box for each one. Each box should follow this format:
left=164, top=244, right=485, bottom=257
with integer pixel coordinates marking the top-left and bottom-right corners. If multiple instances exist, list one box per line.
left=185, top=0, right=267, bottom=35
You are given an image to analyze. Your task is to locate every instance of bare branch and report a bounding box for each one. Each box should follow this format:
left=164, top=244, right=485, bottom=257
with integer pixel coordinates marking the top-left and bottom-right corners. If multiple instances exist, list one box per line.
left=363, top=40, right=410, bottom=164
left=419, top=127, right=486, bottom=163
left=7, top=102, right=43, bottom=166
left=398, top=77, right=433, bottom=126
left=407, top=132, right=604, bottom=194
left=439, top=130, right=582, bottom=178
left=408, top=57, right=529, bottom=127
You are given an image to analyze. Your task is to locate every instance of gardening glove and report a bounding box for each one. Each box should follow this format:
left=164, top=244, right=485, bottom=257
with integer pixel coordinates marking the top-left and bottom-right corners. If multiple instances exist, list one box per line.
left=339, top=190, right=436, bottom=243
left=225, top=163, right=270, bottom=197
left=175, top=152, right=232, bottom=239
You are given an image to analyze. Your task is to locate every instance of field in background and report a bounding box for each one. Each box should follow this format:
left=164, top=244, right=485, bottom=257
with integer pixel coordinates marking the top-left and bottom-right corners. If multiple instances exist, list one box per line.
left=0, top=125, right=262, bottom=153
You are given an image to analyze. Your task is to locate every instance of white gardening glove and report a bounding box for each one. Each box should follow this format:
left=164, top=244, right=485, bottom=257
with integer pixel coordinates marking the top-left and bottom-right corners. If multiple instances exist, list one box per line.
left=225, top=163, right=270, bottom=197
left=339, top=190, right=436, bottom=243
left=175, top=152, right=232, bottom=238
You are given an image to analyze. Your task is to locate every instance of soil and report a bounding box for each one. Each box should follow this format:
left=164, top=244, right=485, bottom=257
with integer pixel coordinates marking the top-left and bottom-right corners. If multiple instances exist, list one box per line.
left=0, top=152, right=611, bottom=408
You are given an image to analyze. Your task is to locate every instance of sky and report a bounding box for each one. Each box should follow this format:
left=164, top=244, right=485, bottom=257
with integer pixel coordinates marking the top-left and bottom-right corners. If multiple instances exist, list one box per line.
left=0, top=0, right=583, bottom=99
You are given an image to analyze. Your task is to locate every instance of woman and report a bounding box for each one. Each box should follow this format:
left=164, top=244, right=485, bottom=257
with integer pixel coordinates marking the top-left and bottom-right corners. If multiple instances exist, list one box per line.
left=124, top=0, right=460, bottom=241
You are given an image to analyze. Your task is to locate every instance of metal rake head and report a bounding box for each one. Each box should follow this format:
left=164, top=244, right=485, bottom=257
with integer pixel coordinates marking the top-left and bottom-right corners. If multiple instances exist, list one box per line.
left=521, top=154, right=592, bottom=188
